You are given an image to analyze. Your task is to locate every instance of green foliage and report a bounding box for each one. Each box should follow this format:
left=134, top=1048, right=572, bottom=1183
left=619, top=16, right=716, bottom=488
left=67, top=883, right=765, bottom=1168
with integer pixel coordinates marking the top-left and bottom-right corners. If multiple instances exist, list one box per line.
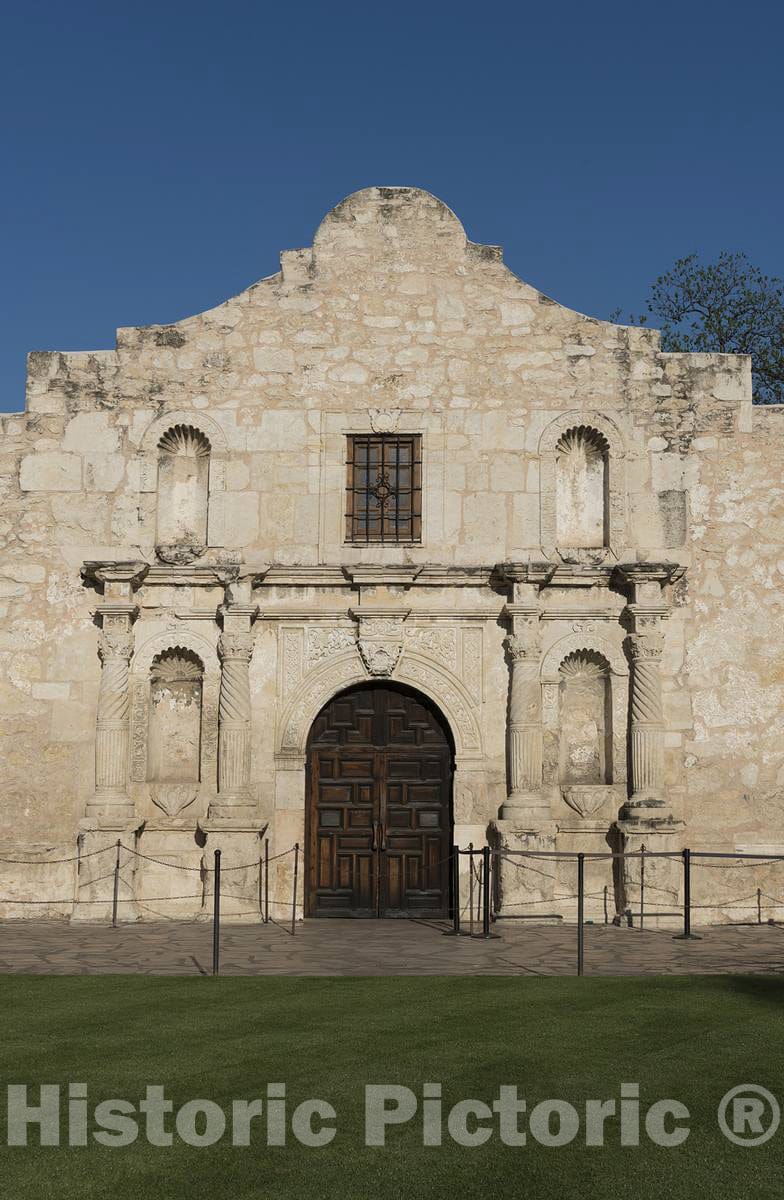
left=615, top=252, right=784, bottom=404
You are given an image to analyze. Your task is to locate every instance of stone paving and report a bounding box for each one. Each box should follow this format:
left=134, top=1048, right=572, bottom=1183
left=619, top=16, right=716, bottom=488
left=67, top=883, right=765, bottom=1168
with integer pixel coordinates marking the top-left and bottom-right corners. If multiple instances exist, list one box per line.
left=1, top=918, right=783, bottom=976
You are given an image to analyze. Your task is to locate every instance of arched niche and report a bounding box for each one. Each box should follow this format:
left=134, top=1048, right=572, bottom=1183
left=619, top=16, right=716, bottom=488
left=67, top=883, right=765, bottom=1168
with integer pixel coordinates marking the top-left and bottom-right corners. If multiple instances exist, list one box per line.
left=554, top=426, right=609, bottom=551
left=136, top=409, right=229, bottom=553
left=558, top=649, right=612, bottom=785
left=540, top=632, right=628, bottom=791
left=130, top=629, right=220, bottom=788
left=155, top=425, right=211, bottom=557
left=147, top=648, right=204, bottom=784
left=539, top=411, right=626, bottom=563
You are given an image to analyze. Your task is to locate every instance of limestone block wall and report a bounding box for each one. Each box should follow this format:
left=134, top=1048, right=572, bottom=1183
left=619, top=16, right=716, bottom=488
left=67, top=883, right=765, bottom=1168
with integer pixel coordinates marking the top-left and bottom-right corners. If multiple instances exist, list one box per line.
left=0, top=185, right=782, bottom=920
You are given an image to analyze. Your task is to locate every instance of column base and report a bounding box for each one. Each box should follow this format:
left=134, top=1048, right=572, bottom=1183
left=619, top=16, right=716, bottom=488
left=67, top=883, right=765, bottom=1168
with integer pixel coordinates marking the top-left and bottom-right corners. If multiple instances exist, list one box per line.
left=70, top=821, right=143, bottom=923
left=499, top=791, right=552, bottom=824
left=615, top=819, right=684, bottom=929
left=492, top=820, right=561, bottom=921
left=207, top=800, right=259, bottom=825
left=83, top=796, right=135, bottom=825
left=618, top=794, right=679, bottom=829
left=198, top=823, right=266, bottom=923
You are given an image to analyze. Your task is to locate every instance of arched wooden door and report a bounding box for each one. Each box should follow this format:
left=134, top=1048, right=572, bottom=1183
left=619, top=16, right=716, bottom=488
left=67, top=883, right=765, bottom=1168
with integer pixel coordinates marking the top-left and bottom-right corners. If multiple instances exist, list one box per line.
left=306, top=684, right=454, bottom=918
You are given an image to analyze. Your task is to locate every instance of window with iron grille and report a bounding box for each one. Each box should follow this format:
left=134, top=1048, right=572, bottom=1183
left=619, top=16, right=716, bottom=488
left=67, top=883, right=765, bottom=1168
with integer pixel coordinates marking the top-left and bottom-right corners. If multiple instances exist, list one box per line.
left=346, top=434, right=422, bottom=543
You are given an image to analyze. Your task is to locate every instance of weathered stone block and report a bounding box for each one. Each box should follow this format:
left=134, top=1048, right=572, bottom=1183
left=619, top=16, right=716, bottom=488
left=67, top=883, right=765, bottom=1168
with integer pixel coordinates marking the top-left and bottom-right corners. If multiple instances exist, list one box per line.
left=19, top=452, right=82, bottom=492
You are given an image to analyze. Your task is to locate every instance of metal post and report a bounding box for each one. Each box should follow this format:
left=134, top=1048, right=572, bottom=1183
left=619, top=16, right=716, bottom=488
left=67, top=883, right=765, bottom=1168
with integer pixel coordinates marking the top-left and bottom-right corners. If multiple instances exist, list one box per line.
left=639, top=843, right=646, bottom=930
left=481, top=845, right=492, bottom=938
left=603, top=885, right=608, bottom=925
left=264, top=838, right=269, bottom=924
left=469, top=843, right=475, bottom=938
left=111, top=839, right=121, bottom=928
left=212, top=848, right=221, bottom=976
left=291, top=842, right=299, bottom=936
left=446, top=844, right=460, bottom=935
left=577, top=853, right=585, bottom=976
left=757, top=887, right=762, bottom=926
left=673, top=847, right=701, bottom=940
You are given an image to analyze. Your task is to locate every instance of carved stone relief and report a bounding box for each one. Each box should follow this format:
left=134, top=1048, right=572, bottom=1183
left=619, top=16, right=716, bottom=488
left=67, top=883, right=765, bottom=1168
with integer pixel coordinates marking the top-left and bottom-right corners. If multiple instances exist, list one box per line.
left=306, top=627, right=356, bottom=668
left=404, top=625, right=458, bottom=671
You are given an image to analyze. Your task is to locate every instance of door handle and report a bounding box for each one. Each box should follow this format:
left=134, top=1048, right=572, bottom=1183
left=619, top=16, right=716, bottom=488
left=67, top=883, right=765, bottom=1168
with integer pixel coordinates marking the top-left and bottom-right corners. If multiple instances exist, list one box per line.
left=380, top=821, right=387, bottom=852
left=372, top=820, right=380, bottom=852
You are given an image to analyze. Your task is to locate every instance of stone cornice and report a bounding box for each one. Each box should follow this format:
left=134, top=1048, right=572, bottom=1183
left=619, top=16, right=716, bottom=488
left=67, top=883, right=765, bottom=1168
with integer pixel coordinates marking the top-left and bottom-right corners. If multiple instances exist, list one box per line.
left=82, top=560, right=149, bottom=591
left=498, top=560, right=556, bottom=583
left=343, top=566, right=422, bottom=587
left=613, top=562, right=686, bottom=588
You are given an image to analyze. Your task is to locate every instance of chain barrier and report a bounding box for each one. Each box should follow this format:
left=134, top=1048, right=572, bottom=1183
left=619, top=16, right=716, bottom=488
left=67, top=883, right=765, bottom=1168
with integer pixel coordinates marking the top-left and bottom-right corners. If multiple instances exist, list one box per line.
left=0, top=844, right=116, bottom=865
left=3, top=842, right=784, bottom=980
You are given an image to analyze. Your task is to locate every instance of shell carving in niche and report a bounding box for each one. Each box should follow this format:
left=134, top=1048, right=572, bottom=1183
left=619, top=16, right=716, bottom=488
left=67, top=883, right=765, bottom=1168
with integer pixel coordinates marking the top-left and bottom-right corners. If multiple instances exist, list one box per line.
left=558, top=649, right=612, bottom=791
left=150, top=649, right=204, bottom=684
left=148, top=648, right=204, bottom=794
left=155, top=424, right=211, bottom=560
left=157, top=424, right=212, bottom=458
left=558, top=649, right=608, bottom=681
left=554, top=425, right=609, bottom=555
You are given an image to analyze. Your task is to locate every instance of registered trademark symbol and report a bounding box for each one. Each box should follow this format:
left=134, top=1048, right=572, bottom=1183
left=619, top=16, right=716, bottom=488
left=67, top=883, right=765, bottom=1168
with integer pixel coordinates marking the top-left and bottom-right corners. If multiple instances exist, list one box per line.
left=718, top=1084, right=780, bottom=1146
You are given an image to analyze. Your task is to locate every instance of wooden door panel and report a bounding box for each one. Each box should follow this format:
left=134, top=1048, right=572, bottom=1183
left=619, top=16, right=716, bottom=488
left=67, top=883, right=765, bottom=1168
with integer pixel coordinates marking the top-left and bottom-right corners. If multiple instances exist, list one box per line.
left=307, top=685, right=452, bottom=918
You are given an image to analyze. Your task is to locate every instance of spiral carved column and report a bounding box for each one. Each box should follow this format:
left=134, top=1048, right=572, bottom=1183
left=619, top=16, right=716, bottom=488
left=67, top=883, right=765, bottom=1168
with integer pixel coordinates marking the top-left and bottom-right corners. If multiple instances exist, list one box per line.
left=506, top=634, right=542, bottom=795
left=215, top=630, right=255, bottom=818
left=501, top=625, right=549, bottom=824
left=624, top=631, right=669, bottom=820
left=88, top=620, right=136, bottom=822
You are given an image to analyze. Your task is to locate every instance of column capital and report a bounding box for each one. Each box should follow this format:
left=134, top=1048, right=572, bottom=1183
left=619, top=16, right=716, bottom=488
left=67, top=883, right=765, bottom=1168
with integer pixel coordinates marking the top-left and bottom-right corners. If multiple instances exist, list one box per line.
left=625, top=632, right=665, bottom=662
left=502, top=603, right=541, bottom=668
left=217, top=630, right=255, bottom=663
left=503, top=630, right=539, bottom=662
left=98, top=627, right=135, bottom=663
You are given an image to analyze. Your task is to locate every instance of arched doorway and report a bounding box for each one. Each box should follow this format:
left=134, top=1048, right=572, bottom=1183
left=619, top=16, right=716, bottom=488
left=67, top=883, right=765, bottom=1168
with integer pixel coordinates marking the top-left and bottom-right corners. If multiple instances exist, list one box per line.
left=306, top=683, right=454, bottom=918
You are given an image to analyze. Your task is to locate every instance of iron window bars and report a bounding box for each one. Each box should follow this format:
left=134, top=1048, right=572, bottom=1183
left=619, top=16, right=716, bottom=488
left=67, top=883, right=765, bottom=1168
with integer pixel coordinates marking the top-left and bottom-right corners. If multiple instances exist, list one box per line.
left=346, top=434, right=422, bottom=543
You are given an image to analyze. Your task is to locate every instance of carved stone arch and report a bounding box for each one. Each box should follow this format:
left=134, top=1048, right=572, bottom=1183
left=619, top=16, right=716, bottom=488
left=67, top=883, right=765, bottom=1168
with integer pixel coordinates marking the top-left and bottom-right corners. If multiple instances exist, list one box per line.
left=130, top=628, right=220, bottom=785
left=139, top=409, right=229, bottom=458
left=276, top=648, right=481, bottom=759
left=132, top=628, right=219, bottom=678
left=541, top=632, right=628, bottom=683
left=137, top=409, right=229, bottom=549
left=397, top=652, right=482, bottom=755
left=538, top=410, right=627, bottom=561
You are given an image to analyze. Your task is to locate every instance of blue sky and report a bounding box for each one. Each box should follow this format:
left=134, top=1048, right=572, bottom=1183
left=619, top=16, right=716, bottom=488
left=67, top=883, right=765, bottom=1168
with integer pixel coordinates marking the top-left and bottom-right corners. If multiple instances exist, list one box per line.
left=2, top=0, right=782, bottom=412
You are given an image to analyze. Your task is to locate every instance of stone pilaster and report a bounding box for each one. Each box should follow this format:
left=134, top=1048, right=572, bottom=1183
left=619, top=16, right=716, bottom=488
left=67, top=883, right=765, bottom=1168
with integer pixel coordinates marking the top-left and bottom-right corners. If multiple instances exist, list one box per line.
left=613, top=564, right=684, bottom=921
left=497, top=564, right=553, bottom=825
left=83, top=561, right=148, bottom=825
left=626, top=631, right=666, bottom=810
left=210, top=594, right=259, bottom=823
left=614, top=563, right=684, bottom=827
left=503, top=629, right=546, bottom=817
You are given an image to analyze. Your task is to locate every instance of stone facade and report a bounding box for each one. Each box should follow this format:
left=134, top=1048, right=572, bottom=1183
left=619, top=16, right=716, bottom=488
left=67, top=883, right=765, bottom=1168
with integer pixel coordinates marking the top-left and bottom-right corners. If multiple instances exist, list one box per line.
left=2, top=186, right=784, bottom=925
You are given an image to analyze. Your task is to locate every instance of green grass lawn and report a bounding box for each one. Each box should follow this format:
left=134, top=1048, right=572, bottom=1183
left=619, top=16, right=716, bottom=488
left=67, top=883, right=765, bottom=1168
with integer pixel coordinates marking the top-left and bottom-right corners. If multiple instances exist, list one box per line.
left=1, top=975, right=783, bottom=1198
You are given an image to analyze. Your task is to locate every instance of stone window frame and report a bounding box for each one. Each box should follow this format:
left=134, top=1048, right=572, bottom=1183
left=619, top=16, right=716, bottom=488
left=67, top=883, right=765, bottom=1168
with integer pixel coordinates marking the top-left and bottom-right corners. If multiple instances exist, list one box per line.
left=318, top=409, right=446, bottom=562
left=540, top=631, right=629, bottom=789
left=137, top=410, right=229, bottom=549
left=129, top=629, right=220, bottom=791
left=539, top=411, right=627, bottom=562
